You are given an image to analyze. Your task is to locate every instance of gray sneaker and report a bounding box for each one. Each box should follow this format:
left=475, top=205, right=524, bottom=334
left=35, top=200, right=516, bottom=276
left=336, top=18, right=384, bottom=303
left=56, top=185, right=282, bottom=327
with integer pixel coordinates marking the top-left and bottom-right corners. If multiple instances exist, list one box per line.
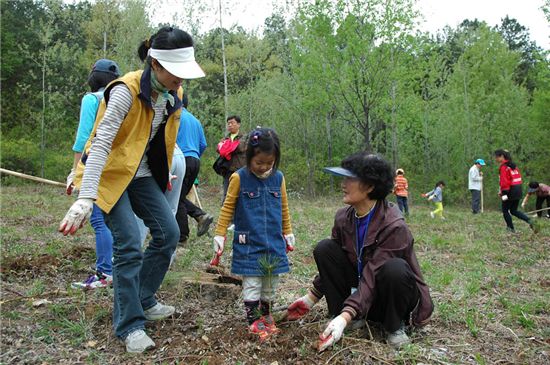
left=124, top=329, right=155, bottom=353
left=345, top=319, right=366, bottom=332
left=387, top=324, right=410, bottom=348
left=144, top=302, right=175, bottom=321
left=196, top=214, right=214, bottom=236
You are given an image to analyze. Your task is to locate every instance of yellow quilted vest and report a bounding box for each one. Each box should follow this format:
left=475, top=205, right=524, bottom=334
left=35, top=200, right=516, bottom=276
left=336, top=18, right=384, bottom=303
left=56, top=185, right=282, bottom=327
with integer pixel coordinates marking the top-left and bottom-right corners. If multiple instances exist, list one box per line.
left=74, top=69, right=182, bottom=213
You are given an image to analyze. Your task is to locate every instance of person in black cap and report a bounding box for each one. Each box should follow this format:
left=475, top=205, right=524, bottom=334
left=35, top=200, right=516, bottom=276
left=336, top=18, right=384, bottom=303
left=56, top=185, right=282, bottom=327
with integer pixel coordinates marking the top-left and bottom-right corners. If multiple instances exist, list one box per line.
left=285, top=152, right=433, bottom=352
left=521, top=181, right=550, bottom=218
left=66, top=58, right=121, bottom=291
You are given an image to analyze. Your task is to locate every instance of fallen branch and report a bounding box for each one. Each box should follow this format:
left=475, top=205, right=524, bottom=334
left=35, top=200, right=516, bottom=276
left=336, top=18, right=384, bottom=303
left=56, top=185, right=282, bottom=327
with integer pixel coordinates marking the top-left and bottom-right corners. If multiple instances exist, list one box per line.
left=324, top=343, right=363, bottom=364
left=0, top=168, right=65, bottom=188
left=525, top=207, right=550, bottom=215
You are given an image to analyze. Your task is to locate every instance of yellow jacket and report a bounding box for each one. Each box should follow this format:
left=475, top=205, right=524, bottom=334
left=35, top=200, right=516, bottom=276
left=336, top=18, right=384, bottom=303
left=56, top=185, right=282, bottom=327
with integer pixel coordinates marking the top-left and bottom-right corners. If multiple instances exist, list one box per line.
left=74, top=69, right=182, bottom=213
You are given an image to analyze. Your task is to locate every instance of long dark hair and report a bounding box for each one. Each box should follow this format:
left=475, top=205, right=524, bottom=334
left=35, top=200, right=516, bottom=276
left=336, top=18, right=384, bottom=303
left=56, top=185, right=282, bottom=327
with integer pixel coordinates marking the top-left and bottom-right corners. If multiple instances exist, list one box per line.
left=137, top=26, right=194, bottom=66
left=494, top=149, right=516, bottom=169
left=245, top=127, right=281, bottom=171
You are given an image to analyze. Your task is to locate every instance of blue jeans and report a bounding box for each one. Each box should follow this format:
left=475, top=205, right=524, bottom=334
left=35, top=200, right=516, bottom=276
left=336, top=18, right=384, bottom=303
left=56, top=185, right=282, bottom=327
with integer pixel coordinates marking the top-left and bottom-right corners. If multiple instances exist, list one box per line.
left=136, top=146, right=185, bottom=245
left=396, top=196, right=409, bottom=215
left=104, top=176, right=180, bottom=339
left=90, top=204, right=113, bottom=275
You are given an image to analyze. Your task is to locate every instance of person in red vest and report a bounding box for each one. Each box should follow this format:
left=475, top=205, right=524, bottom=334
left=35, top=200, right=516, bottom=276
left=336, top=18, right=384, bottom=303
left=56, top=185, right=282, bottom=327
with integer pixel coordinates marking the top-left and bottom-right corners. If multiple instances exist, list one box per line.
left=494, top=149, right=537, bottom=233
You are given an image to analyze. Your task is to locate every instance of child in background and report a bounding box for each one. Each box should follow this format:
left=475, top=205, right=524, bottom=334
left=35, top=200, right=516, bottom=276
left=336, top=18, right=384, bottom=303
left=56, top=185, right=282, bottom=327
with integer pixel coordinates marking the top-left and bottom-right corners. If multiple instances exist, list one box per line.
left=212, top=127, right=295, bottom=341
left=394, top=168, right=409, bottom=216
left=422, top=181, right=446, bottom=220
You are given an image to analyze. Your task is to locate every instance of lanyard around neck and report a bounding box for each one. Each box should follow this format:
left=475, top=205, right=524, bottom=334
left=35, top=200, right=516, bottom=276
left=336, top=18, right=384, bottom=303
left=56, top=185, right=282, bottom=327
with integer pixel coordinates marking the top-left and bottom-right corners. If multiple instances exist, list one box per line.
left=355, top=207, right=375, bottom=281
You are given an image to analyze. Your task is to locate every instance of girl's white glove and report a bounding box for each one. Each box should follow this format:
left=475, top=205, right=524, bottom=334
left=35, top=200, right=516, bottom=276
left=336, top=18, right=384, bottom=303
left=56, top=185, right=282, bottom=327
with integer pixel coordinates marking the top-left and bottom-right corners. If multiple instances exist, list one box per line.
left=58, top=198, right=93, bottom=236
left=213, top=235, right=225, bottom=255
left=284, top=233, right=295, bottom=252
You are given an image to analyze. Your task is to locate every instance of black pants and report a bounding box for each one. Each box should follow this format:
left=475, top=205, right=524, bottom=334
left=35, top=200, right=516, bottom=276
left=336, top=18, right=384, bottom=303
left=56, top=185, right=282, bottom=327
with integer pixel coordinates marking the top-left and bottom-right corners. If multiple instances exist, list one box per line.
left=535, top=196, right=550, bottom=218
left=470, top=189, right=481, bottom=213
left=313, top=239, right=420, bottom=333
left=175, top=156, right=205, bottom=241
left=501, top=199, right=530, bottom=230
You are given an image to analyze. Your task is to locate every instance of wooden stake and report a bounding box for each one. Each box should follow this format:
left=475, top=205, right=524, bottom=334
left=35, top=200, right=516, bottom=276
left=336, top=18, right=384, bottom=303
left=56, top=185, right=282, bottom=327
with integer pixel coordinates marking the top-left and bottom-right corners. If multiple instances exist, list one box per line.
left=0, top=168, right=65, bottom=188
left=525, top=207, right=550, bottom=215
left=480, top=179, right=484, bottom=213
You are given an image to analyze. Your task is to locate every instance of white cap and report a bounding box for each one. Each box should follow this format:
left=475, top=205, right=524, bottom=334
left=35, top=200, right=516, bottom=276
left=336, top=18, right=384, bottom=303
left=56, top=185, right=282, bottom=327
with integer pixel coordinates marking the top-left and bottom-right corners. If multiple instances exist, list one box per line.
left=148, top=47, right=205, bottom=79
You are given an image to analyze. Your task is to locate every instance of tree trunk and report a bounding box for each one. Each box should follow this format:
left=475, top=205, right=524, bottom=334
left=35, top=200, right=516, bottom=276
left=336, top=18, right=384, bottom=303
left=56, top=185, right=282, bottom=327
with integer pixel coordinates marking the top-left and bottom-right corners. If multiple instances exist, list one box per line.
left=391, top=81, right=398, bottom=168
left=325, top=107, right=334, bottom=192
left=363, top=104, right=371, bottom=152
left=463, top=68, right=471, bottom=161
left=219, top=0, right=228, bottom=121
left=41, top=46, right=46, bottom=178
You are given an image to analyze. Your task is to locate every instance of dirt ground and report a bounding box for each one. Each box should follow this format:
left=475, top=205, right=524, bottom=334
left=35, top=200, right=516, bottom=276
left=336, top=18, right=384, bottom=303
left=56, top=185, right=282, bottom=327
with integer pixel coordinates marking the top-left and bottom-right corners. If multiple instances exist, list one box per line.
left=1, top=185, right=549, bottom=364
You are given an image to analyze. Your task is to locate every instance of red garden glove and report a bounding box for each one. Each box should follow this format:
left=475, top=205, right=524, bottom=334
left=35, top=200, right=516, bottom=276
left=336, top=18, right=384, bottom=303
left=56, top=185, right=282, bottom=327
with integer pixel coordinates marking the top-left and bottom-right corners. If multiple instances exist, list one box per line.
left=167, top=173, right=177, bottom=191
left=286, top=292, right=318, bottom=321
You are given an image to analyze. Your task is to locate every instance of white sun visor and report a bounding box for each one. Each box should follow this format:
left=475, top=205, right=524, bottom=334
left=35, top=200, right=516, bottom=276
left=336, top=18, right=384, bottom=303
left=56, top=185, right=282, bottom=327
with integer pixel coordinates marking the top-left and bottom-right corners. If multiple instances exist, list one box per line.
left=149, top=47, right=205, bottom=79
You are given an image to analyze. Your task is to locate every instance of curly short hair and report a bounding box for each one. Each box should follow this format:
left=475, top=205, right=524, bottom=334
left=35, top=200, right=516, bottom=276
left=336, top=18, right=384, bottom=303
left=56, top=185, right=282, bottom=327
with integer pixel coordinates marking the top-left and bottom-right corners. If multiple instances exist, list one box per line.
left=341, top=152, right=395, bottom=200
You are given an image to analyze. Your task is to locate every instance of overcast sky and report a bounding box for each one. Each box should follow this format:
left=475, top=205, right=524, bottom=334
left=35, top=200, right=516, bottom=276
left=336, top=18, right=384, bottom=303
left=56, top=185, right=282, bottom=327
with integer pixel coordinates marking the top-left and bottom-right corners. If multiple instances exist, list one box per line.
left=151, top=0, right=549, bottom=49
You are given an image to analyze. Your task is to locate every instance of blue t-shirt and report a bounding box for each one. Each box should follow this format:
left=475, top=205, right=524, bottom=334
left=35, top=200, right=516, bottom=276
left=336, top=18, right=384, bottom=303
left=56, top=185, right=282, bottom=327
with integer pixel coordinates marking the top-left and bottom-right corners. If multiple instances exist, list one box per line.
left=72, top=92, right=101, bottom=153
left=177, top=108, right=207, bottom=159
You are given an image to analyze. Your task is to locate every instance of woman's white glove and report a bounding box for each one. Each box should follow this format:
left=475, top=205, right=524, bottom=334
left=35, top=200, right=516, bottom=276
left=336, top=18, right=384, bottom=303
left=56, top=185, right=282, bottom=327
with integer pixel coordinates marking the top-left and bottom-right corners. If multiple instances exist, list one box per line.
left=58, top=198, right=93, bottom=236
left=213, top=235, right=225, bottom=255
left=318, top=315, right=348, bottom=352
left=284, top=233, right=295, bottom=252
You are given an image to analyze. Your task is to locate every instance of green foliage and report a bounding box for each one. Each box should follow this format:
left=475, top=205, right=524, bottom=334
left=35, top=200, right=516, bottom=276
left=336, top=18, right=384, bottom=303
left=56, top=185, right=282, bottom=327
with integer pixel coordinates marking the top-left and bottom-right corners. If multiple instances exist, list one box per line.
left=1, top=0, right=549, bottom=206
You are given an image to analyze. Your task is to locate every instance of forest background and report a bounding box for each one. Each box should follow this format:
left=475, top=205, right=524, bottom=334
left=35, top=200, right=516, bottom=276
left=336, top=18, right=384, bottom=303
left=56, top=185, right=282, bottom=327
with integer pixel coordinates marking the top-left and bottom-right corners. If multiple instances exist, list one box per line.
left=2, top=0, right=549, bottom=208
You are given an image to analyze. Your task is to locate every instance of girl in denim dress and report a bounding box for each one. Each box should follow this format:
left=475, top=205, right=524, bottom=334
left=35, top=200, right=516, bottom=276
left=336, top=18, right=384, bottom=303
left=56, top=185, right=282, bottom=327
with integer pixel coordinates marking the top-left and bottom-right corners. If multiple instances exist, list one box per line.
left=212, top=127, right=295, bottom=341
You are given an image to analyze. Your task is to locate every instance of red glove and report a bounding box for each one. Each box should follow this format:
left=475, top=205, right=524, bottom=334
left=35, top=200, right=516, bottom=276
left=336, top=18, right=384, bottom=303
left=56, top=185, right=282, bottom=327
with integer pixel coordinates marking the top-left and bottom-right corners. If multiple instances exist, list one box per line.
left=167, top=174, right=177, bottom=191
left=286, top=292, right=318, bottom=320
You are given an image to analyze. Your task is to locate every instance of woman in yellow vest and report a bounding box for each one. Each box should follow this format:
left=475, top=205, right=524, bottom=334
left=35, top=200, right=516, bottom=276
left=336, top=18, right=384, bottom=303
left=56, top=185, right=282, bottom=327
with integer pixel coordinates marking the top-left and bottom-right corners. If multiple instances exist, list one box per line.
left=58, top=26, right=205, bottom=353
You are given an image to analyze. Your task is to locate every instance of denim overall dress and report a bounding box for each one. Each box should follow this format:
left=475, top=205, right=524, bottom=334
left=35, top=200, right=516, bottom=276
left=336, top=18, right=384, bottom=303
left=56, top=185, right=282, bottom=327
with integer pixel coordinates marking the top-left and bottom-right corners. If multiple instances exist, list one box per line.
left=231, top=168, right=290, bottom=276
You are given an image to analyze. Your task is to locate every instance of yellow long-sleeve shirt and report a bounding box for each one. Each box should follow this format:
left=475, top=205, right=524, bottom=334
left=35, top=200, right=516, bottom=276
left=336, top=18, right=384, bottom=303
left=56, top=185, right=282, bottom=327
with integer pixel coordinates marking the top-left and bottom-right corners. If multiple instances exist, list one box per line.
left=215, top=172, right=292, bottom=236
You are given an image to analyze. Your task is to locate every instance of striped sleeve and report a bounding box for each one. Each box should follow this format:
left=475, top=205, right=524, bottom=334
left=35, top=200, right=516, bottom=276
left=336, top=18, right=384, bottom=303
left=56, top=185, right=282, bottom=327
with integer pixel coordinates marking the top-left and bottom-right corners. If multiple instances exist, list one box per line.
left=78, top=85, right=133, bottom=200
left=281, top=176, right=292, bottom=235
left=214, top=173, right=240, bottom=236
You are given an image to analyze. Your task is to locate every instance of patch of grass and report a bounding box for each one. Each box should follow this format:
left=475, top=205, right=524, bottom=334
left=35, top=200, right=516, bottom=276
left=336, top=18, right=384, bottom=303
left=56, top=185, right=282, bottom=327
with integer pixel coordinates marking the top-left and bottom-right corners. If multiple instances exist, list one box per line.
left=465, top=309, right=480, bottom=338
left=2, top=310, right=22, bottom=320
left=26, top=279, right=46, bottom=296
left=2, top=185, right=550, bottom=364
